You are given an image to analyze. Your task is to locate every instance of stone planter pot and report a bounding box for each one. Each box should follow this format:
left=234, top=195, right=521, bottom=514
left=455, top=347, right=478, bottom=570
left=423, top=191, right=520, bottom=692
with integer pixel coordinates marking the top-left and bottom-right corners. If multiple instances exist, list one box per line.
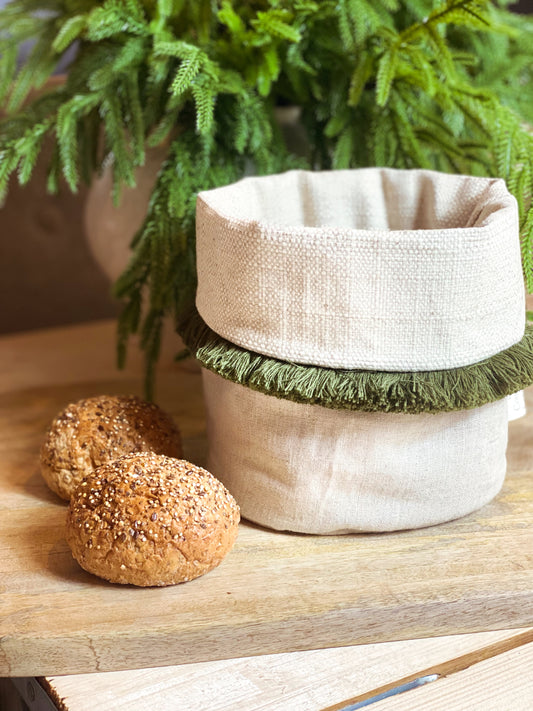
left=84, top=108, right=308, bottom=283
left=84, top=145, right=169, bottom=283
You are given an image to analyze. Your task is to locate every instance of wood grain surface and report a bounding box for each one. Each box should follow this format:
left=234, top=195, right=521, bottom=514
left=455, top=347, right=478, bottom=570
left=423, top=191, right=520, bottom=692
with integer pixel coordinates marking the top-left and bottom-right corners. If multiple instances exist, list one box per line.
left=368, top=638, right=533, bottom=711
left=1, top=321, right=532, bottom=677
left=42, top=628, right=532, bottom=711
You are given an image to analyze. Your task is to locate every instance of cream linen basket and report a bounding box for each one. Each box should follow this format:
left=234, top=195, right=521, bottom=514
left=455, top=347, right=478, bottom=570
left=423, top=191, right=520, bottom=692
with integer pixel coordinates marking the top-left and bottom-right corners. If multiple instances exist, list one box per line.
left=196, top=168, right=524, bottom=371
left=201, top=370, right=509, bottom=533
left=187, top=168, right=531, bottom=534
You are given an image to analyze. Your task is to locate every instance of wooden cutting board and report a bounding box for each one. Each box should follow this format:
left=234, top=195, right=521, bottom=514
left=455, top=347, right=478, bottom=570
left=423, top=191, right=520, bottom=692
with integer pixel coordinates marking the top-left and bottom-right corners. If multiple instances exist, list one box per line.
left=0, top=322, right=532, bottom=677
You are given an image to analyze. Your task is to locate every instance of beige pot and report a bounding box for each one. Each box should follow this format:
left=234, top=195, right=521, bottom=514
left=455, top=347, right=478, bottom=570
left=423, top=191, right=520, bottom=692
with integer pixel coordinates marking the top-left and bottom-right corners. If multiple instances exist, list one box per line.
left=84, top=107, right=308, bottom=283
left=84, top=145, right=169, bottom=282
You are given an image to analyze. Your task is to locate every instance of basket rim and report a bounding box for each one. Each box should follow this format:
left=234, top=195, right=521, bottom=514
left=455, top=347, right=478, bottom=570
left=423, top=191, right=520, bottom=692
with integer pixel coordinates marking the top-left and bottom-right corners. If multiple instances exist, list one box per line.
left=197, top=168, right=516, bottom=238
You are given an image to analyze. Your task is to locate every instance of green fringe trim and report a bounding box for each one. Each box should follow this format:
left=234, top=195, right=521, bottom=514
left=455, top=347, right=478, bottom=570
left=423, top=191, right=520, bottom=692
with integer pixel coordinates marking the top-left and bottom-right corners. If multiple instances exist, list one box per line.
left=178, top=307, right=533, bottom=414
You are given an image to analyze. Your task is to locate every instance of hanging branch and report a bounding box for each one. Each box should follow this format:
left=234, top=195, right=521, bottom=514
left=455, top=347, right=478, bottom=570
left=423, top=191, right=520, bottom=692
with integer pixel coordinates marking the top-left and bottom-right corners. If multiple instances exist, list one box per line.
left=0, top=0, right=532, bottom=395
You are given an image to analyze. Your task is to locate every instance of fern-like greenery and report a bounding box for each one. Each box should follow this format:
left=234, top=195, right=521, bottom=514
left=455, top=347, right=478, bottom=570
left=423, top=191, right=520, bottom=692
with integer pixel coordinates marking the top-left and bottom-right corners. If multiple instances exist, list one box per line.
left=1, top=0, right=533, bottom=396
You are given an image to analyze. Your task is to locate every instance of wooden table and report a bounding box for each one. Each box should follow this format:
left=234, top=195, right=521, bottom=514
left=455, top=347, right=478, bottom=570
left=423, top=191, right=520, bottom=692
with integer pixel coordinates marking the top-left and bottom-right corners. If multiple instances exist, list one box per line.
left=1, top=320, right=532, bottom=710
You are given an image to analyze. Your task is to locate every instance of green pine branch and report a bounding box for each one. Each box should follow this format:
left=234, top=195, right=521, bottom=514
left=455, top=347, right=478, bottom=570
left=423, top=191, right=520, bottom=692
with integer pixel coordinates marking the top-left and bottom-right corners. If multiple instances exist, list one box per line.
left=0, top=0, right=533, bottom=394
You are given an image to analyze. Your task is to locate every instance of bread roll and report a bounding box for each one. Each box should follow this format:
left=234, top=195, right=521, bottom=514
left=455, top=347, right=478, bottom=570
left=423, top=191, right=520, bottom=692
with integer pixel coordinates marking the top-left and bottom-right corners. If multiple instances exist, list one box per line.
left=40, top=395, right=182, bottom=500
left=65, top=452, right=240, bottom=586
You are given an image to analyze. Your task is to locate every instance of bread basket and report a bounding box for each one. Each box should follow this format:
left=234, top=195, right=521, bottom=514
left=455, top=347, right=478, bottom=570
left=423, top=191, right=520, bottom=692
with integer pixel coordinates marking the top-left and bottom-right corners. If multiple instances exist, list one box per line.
left=181, top=168, right=533, bottom=534
left=201, top=369, right=508, bottom=533
left=196, top=168, right=524, bottom=371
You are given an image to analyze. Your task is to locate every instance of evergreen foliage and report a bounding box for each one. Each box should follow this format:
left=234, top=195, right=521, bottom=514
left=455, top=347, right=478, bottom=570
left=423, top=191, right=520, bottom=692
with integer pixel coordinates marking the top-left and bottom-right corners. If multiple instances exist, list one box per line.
left=1, top=0, right=533, bottom=396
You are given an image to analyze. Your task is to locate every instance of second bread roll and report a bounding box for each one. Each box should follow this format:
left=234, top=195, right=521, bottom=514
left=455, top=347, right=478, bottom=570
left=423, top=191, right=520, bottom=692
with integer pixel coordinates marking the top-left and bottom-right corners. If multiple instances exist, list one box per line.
left=40, top=395, right=182, bottom=500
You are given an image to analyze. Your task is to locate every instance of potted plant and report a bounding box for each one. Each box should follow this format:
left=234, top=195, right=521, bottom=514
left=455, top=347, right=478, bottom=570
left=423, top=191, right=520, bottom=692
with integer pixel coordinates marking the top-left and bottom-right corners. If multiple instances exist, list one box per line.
left=1, top=0, right=533, bottom=396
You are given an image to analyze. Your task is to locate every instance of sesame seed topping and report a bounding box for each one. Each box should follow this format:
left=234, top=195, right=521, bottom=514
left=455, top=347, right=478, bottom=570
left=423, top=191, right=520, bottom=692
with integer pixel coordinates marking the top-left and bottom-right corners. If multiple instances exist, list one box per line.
left=67, top=450, right=240, bottom=583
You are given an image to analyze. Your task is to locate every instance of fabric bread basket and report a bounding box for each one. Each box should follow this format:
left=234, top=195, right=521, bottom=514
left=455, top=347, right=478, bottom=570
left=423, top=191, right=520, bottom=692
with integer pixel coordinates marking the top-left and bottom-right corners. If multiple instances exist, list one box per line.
left=196, top=168, right=524, bottom=371
left=180, top=168, right=533, bottom=534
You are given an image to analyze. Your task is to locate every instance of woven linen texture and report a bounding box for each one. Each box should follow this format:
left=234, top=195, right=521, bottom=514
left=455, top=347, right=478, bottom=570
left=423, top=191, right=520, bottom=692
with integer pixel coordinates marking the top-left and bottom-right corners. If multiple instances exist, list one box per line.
left=196, top=168, right=525, bottom=371
left=202, top=369, right=509, bottom=534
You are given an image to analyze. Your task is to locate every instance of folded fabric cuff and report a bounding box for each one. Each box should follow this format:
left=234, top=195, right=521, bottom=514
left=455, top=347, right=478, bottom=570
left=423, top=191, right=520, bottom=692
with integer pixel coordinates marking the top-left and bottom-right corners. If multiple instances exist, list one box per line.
left=196, top=169, right=525, bottom=371
left=178, top=307, right=533, bottom=415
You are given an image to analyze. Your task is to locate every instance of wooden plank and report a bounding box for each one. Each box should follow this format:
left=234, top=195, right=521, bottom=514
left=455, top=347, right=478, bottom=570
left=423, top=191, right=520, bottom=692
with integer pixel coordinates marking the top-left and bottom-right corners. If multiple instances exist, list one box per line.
left=0, top=317, right=182, bottom=397
left=323, top=627, right=533, bottom=711
left=368, top=639, right=533, bottom=710
left=41, top=629, right=528, bottom=711
left=1, top=321, right=533, bottom=676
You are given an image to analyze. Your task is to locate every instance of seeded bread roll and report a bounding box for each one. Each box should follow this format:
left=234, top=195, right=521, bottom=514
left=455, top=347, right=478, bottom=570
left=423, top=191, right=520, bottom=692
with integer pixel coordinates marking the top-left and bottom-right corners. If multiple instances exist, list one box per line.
left=41, top=395, right=182, bottom=500
left=65, top=452, right=240, bottom=586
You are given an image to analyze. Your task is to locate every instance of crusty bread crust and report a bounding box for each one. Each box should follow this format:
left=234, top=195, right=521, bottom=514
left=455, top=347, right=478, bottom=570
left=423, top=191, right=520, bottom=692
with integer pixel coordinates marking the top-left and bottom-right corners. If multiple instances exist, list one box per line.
left=40, top=395, right=183, bottom=500
left=65, top=452, right=240, bottom=586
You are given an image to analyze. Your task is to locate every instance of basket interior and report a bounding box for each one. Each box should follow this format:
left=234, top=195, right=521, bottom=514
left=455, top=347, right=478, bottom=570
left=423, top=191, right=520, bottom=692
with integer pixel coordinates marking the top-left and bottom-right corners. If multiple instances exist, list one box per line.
left=201, top=168, right=512, bottom=233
